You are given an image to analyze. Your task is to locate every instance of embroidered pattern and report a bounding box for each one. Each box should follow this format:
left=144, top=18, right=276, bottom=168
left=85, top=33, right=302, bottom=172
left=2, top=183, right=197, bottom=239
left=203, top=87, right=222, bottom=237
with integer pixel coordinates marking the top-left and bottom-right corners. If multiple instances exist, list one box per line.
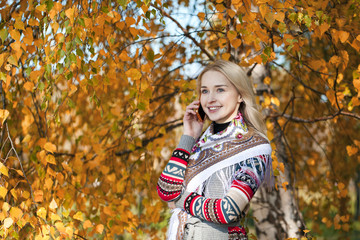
left=157, top=148, right=190, bottom=201
left=228, top=226, right=248, bottom=240
left=183, top=156, right=268, bottom=224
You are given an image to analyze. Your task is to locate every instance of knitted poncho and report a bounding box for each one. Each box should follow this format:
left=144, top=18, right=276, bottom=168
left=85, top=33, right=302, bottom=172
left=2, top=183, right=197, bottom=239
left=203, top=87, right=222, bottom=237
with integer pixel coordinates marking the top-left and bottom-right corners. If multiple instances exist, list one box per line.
left=157, top=113, right=273, bottom=239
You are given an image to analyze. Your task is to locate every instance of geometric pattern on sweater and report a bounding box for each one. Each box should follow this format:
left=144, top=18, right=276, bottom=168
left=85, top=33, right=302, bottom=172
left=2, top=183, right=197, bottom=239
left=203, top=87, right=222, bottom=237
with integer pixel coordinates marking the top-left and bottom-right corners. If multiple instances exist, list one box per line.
left=228, top=226, right=248, bottom=240
left=157, top=148, right=189, bottom=202
left=183, top=156, right=268, bottom=224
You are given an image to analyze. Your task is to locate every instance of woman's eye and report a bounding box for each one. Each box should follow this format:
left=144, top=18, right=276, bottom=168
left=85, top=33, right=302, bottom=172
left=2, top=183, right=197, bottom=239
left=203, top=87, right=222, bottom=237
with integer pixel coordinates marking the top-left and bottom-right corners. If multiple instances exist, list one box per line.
left=201, top=89, right=208, bottom=94
left=217, top=88, right=225, bottom=92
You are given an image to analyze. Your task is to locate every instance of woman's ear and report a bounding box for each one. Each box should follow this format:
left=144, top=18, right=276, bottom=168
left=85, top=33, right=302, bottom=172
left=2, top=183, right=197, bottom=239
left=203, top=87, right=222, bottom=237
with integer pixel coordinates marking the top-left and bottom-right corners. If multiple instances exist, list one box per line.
left=238, top=95, right=243, bottom=103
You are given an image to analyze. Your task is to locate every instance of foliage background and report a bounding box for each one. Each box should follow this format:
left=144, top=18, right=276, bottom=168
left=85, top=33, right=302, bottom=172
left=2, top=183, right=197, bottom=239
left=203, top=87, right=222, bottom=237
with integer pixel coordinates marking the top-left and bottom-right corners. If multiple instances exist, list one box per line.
left=0, top=0, right=359, bottom=239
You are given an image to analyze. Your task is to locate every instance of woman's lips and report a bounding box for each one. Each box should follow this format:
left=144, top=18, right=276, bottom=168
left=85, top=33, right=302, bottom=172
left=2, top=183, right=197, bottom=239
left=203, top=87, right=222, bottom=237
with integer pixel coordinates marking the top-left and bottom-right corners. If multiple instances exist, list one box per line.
left=208, top=106, right=221, bottom=112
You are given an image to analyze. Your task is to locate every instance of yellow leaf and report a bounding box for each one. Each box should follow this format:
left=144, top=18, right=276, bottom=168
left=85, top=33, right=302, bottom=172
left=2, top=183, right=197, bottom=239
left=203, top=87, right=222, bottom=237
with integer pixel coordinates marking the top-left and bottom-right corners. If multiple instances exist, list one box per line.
left=46, top=155, right=56, bottom=165
left=37, top=207, right=47, bottom=219
left=303, top=229, right=311, bottom=234
left=49, top=198, right=58, bottom=211
left=73, top=211, right=83, bottom=221
left=7, top=54, right=18, bottom=67
left=44, top=142, right=57, bottom=153
left=0, top=186, right=8, bottom=199
left=263, top=76, right=271, bottom=85
left=50, top=213, right=61, bottom=222
left=271, top=97, right=280, bottom=107
left=10, top=207, right=23, bottom=221
left=0, top=109, right=9, bottom=125
left=125, top=68, right=142, bottom=80
left=3, top=217, right=13, bottom=229
left=14, top=18, right=25, bottom=31
left=0, top=162, right=9, bottom=177
left=36, top=4, right=47, bottom=12
left=69, top=84, right=77, bottom=96
left=24, top=82, right=34, bottom=92
left=96, top=224, right=104, bottom=233
left=62, top=209, right=70, bottom=218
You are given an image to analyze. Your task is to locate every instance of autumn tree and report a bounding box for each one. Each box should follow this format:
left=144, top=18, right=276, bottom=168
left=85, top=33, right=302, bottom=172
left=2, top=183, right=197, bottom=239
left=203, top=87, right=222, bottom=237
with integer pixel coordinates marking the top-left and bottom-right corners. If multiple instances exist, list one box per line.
left=0, top=0, right=359, bottom=239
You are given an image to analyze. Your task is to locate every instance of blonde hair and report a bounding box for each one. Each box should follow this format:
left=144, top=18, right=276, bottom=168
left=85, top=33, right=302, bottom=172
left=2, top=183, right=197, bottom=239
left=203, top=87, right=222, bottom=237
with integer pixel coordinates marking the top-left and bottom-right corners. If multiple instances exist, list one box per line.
left=197, top=60, right=267, bottom=137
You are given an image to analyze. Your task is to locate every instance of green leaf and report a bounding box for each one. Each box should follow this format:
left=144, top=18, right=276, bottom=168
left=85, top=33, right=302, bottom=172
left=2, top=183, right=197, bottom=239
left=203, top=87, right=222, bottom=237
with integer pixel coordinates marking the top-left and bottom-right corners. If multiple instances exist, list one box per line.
left=67, top=98, right=75, bottom=108
left=46, top=0, right=54, bottom=11
left=288, top=12, right=297, bottom=23
left=76, top=48, right=84, bottom=57
left=304, top=15, right=312, bottom=28
left=147, top=49, right=154, bottom=62
left=0, top=29, right=8, bottom=42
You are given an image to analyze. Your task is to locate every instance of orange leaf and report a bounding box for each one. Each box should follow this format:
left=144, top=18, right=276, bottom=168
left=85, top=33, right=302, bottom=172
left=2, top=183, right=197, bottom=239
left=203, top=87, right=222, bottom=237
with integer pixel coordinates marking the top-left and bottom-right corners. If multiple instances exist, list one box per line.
left=24, top=82, right=34, bottom=92
left=83, top=220, right=92, bottom=229
left=319, top=22, right=330, bottom=37
left=34, top=190, right=44, bottom=202
left=96, top=224, right=104, bottom=233
left=227, top=31, right=236, bottom=41
left=65, top=7, right=75, bottom=24
left=125, top=17, right=136, bottom=26
left=339, top=31, right=349, bottom=43
left=222, top=53, right=231, bottom=61
left=346, top=145, right=358, bottom=156
left=282, top=181, right=289, bottom=191
left=9, top=29, right=21, bottom=41
left=265, top=12, right=275, bottom=27
left=231, top=38, right=242, bottom=48
left=198, top=12, right=205, bottom=21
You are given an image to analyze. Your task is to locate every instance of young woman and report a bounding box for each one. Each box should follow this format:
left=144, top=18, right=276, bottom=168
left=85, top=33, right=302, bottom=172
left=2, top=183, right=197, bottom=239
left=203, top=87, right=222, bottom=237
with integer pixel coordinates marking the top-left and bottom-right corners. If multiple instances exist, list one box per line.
left=157, top=60, right=273, bottom=240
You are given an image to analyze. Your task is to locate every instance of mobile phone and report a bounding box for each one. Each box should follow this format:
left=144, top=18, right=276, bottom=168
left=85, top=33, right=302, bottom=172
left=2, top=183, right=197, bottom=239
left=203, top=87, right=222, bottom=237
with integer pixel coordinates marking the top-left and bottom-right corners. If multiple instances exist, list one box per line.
left=196, top=104, right=206, bottom=122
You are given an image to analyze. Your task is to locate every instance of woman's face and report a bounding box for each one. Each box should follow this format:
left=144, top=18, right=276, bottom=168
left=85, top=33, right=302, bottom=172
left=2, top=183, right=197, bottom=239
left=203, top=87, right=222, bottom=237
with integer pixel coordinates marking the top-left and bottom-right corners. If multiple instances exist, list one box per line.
left=200, top=70, right=242, bottom=124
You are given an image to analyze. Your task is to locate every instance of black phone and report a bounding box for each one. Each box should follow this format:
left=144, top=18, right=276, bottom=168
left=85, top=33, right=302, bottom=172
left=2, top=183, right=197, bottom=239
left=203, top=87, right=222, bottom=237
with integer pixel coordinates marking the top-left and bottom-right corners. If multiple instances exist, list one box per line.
left=196, top=104, right=206, bottom=122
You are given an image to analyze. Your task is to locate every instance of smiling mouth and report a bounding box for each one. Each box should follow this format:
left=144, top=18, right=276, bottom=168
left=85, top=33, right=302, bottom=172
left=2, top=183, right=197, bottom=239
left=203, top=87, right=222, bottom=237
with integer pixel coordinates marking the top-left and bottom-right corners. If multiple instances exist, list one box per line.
left=208, top=106, right=221, bottom=111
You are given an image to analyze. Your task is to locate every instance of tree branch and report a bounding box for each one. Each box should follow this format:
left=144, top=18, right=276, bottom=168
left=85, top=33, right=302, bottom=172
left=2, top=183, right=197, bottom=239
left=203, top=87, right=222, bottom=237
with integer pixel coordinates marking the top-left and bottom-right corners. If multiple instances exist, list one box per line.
left=151, top=4, right=215, bottom=61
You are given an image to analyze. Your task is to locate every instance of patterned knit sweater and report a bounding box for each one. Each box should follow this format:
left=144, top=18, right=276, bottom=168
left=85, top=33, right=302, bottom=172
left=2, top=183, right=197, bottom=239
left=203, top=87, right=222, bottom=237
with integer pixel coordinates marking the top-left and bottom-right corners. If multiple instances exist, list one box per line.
left=157, top=118, right=271, bottom=239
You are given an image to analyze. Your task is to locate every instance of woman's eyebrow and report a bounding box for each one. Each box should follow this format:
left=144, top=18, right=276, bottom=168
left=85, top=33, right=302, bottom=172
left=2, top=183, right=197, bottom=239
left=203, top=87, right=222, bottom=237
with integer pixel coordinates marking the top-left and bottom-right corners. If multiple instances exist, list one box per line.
left=201, top=84, right=228, bottom=88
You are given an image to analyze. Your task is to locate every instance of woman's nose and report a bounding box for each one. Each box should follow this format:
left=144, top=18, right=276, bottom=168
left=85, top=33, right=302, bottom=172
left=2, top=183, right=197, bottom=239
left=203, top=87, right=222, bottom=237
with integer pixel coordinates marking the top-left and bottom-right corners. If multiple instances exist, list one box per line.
left=207, top=92, right=216, bottom=102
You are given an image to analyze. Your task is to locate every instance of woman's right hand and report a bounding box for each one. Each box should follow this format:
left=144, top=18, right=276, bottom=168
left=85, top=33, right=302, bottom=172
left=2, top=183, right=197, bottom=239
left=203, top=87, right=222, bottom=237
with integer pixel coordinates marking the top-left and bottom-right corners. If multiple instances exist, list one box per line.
left=183, top=100, right=204, bottom=140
